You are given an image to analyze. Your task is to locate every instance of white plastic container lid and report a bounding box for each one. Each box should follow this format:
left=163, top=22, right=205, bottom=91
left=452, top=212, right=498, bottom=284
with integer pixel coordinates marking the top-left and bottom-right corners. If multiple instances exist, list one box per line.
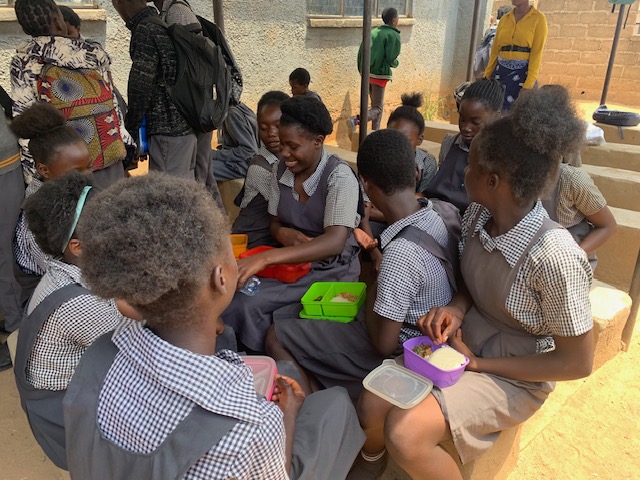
left=362, top=361, right=433, bottom=409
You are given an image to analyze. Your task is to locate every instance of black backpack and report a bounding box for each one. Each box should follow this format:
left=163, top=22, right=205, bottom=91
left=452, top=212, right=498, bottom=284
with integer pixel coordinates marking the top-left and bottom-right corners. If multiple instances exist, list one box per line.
left=146, top=11, right=236, bottom=133
left=593, top=105, right=640, bottom=127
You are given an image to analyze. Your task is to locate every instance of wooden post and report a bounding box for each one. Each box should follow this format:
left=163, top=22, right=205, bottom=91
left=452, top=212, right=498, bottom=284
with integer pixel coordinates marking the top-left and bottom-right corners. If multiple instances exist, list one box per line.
left=622, top=250, right=640, bottom=351
left=466, top=0, right=482, bottom=81
left=213, top=0, right=225, bottom=33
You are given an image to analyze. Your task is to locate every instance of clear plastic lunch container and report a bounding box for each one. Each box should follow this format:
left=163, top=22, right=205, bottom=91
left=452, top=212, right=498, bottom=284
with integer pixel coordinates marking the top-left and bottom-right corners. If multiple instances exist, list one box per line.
left=362, top=360, right=433, bottom=409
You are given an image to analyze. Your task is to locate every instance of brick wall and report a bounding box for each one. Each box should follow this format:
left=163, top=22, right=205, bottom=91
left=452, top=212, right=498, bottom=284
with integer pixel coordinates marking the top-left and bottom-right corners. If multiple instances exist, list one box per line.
left=491, top=0, right=640, bottom=108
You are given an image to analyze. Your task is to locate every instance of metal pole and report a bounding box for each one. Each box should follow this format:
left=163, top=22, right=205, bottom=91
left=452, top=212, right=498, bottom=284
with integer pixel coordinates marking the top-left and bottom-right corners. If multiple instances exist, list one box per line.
left=466, top=0, right=482, bottom=82
left=622, top=250, right=640, bottom=351
left=213, top=0, right=225, bottom=34
left=600, top=4, right=626, bottom=106
left=359, top=0, right=372, bottom=146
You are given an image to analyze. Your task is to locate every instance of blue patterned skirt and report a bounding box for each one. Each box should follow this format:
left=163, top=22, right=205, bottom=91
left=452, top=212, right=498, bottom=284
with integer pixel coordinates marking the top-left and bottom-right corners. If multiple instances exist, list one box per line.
left=493, top=57, right=530, bottom=112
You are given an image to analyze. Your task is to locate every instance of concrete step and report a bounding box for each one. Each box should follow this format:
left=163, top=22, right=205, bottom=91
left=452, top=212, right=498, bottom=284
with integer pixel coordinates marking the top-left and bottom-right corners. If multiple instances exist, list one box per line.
left=593, top=122, right=640, bottom=147
left=581, top=142, right=640, bottom=173
left=581, top=164, right=640, bottom=212
left=593, top=206, right=640, bottom=293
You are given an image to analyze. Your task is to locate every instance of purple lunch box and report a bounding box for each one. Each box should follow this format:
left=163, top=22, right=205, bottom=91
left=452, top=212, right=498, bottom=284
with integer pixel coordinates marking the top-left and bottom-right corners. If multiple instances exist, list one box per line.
left=403, top=336, right=469, bottom=388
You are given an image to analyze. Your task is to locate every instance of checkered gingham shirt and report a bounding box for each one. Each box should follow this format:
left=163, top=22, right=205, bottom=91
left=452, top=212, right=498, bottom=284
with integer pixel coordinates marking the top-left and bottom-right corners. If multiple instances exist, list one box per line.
left=268, top=149, right=361, bottom=228
left=460, top=201, right=593, bottom=353
left=239, top=144, right=279, bottom=209
left=14, top=178, right=49, bottom=276
left=97, top=321, right=288, bottom=480
left=415, top=149, right=437, bottom=193
left=552, top=164, right=607, bottom=228
left=374, top=200, right=454, bottom=343
left=25, top=259, right=125, bottom=390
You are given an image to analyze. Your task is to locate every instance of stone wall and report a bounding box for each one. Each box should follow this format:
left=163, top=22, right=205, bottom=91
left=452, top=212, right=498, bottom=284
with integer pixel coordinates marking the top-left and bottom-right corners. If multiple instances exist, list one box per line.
left=0, top=0, right=488, bottom=148
left=491, top=0, right=640, bottom=107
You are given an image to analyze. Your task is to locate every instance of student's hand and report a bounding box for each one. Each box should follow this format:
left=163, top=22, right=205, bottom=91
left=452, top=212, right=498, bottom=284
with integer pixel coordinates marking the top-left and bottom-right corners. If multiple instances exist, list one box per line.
left=418, top=305, right=464, bottom=345
left=277, top=227, right=312, bottom=247
left=370, top=248, right=383, bottom=274
left=449, top=329, right=478, bottom=371
left=354, top=228, right=378, bottom=251
left=271, top=375, right=305, bottom=415
left=236, top=254, right=269, bottom=288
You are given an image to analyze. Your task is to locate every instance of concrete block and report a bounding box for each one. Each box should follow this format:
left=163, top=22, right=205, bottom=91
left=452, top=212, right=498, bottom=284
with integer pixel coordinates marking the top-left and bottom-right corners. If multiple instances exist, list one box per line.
left=581, top=165, right=640, bottom=212
left=423, top=121, right=458, bottom=144
left=594, top=207, right=640, bottom=293
left=581, top=143, right=640, bottom=173
left=589, top=280, right=631, bottom=370
left=595, top=123, right=640, bottom=147
left=217, top=179, right=244, bottom=224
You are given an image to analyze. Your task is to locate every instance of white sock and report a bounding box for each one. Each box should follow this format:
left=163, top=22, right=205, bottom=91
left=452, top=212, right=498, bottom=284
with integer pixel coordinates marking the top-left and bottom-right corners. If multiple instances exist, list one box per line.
left=361, top=449, right=386, bottom=462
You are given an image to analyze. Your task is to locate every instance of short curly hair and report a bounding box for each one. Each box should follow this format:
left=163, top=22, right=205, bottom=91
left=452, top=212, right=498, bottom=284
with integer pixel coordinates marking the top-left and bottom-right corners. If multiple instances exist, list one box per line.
left=77, top=174, right=229, bottom=328
left=279, top=96, right=333, bottom=137
left=10, top=102, right=83, bottom=167
left=289, top=68, right=311, bottom=86
left=15, top=0, right=58, bottom=36
left=357, top=129, right=415, bottom=195
left=23, top=171, right=93, bottom=256
left=477, top=85, right=586, bottom=205
left=257, top=90, right=290, bottom=113
left=388, top=92, right=425, bottom=135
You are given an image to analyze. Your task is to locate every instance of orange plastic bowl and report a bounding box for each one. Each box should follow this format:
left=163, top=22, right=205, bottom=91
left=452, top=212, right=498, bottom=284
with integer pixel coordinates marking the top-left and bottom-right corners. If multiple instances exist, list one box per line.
left=239, top=246, right=312, bottom=283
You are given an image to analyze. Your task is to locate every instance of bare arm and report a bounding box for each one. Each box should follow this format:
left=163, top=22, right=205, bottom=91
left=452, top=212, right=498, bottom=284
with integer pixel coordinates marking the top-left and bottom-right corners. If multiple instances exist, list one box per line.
left=579, top=206, right=617, bottom=254
left=364, top=282, right=403, bottom=356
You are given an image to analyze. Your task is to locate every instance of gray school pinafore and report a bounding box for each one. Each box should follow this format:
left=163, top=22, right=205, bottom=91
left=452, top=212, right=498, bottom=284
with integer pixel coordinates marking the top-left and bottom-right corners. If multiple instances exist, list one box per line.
left=231, top=155, right=280, bottom=249
left=63, top=334, right=239, bottom=480
left=541, top=177, right=597, bottom=271
left=223, top=155, right=361, bottom=352
left=424, top=135, right=470, bottom=213
left=14, top=283, right=89, bottom=470
left=430, top=211, right=556, bottom=464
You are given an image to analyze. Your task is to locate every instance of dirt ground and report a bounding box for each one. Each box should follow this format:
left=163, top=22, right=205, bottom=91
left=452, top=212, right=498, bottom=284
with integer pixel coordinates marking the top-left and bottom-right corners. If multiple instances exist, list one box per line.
left=0, top=321, right=638, bottom=480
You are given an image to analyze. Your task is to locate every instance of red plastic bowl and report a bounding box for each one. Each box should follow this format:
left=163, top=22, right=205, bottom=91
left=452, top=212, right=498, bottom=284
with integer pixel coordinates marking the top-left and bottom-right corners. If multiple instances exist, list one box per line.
left=239, top=246, right=311, bottom=284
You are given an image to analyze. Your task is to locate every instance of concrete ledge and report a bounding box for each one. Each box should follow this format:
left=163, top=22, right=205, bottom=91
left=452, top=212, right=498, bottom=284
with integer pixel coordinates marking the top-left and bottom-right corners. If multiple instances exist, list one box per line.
left=0, top=7, right=106, bottom=22
left=594, top=122, right=640, bottom=147
left=582, top=164, right=640, bottom=212
left=581, top=142, right=640, bottom=173
left=424, top=121, right=458, bottom=144
left=589, top=280, right=631, bottom=369
left=308, top=17, right=416, bottom=28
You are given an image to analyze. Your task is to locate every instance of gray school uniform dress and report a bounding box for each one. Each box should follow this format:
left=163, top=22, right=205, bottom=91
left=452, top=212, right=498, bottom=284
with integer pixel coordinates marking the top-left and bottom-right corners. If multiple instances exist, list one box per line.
left=274, top=198, right=458, bottom=401
left=425, top=134, right=470, bottom=213
left=63, top=322, right=365, bottom=480
left=223, top=152, right=361, bottom=351
left=231, top=145, right=280, bottom=249
left=431, top=202, right=592, bottom=464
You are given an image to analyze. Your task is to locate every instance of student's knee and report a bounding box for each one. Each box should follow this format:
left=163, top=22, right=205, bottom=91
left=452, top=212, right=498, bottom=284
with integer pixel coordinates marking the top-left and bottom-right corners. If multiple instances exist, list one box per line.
left=356, top=389, right=394, bottom=429
left=385, top=396, right=444, bottom=460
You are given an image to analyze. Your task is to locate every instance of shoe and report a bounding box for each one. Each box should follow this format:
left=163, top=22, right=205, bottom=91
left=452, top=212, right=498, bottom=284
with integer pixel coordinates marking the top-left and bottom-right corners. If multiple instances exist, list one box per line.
left=348, top=117, right=358, bottom=133
left=0, top=342, right=12, bottom=372
left=346, top=451, right=388, bottom=480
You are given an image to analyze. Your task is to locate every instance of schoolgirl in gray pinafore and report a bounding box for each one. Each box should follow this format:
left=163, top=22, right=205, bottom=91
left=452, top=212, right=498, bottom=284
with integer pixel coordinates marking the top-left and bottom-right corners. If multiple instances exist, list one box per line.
left=223, top=155, right=360, bottom=352
left=231, top=154, right=279, bottom=249
left=424, top=134, right=470, bottom=213
left=430, top=209, right=558, bottom=464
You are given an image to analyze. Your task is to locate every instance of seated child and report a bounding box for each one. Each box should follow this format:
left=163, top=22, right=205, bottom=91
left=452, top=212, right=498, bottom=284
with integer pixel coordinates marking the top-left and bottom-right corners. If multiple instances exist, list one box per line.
left=63, top=173, right=365, bottom=480
left=266, top=129, right=459, bottom=401
left=59, top=5, right=81, bottom=38
left=222, top=96, right=362, bottom=352
left=13, top=172, right=126, bottom=470
left=367, top=92, right=438, bottom=238
left=349, top=86, right=594, bottom=479
left=232, top=91, right=289, bottom=249
left=542, top=138, right=617, bottom=272
left=289, top=67, right=322, bottom=103
left=11, top=103, right=91, bottom=279
left=425, top=79, right=503, bottom=214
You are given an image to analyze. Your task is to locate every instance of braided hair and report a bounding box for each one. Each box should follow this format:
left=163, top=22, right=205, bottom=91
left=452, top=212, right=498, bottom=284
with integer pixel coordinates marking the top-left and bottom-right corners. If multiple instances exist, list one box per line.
left=461, top=79, right=504, bottom=113
left=14, top=0, right=59, bottom=37
left=10, top=103, right=84, bottom=167
left=387, top=92, right=425, bottom=135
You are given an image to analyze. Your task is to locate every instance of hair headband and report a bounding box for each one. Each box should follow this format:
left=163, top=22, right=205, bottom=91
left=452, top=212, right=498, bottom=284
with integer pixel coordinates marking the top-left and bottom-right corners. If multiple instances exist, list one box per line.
left=62, top=185, right=92, bottom=253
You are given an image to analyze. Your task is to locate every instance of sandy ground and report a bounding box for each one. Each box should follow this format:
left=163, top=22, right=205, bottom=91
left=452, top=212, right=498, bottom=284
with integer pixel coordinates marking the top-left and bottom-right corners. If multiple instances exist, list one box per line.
left=0, top=322, right=637, bottom=480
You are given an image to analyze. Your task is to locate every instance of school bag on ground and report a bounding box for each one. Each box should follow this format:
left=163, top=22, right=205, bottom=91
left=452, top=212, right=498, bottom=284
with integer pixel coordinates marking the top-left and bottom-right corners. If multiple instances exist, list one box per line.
left=37, top=65, right=126, bottom=171
left=473, top=28, right=496, bottom=80
left=146, top=5, right=238, bottom=133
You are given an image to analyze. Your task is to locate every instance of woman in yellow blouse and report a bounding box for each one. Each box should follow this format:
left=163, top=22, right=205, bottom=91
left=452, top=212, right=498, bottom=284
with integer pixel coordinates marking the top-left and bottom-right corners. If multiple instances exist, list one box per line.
left=484, top=0, right=548, bottom=112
